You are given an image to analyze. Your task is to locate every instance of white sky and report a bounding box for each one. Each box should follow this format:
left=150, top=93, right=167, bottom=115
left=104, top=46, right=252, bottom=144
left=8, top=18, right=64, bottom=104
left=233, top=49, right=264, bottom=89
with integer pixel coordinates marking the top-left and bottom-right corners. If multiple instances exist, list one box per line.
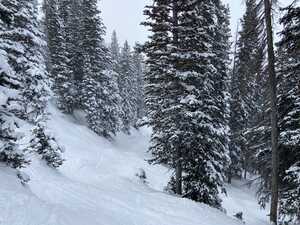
left=99, top=0, right=245, bottom=46
left=99, top=0, right=294, bottom=47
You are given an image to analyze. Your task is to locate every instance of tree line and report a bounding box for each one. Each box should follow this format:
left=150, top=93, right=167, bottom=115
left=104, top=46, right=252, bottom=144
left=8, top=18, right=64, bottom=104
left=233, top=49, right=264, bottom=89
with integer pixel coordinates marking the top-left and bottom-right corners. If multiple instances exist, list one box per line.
left=0, top=0, right=299, bottom=224
left=0, top=1, right=144, bottom=177
left=142, top=0, right=299, bottom=224
left=45, top=0, right=145, bottom=137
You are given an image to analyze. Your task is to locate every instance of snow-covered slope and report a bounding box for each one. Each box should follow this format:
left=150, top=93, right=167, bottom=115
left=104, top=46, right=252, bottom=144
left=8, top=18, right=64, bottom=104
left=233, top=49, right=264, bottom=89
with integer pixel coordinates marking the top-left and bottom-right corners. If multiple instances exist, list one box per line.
left=0, top=105, right=268, bottom=225
left=223, top=180, right=269, bottom=225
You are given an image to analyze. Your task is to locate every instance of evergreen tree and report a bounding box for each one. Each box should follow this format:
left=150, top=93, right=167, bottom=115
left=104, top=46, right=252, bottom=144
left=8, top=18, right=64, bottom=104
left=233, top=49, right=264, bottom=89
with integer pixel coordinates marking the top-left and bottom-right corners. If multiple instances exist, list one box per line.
left=0, top=0, right=26, bottom=169
left=261, top=1, right=280, bottom=222
left=277, top=4, right=300, bottom=224
left=68, top=0, right=84, bottom=109
left=109, top=31, right=121, bottom=90
left=0, top=0, right=47, bottom=169
left=249, top=2, right=280, bottom=222
left=80, top=0, right=119, bottom=138
left=110, top=30, right=120, bottom=64
left=211, top=0, right=232, bottom=183
left=176, top=0, right=230, bottom=207
left=0, top=114, right=29, bottom=169
left=118, top=41, right=137, bottom=133
left=29, top=119, right=65, bottom=168
left=143, top=0, right=230, bottom=208
left=229, top=0, right=265, bottom=180
left=16, top=0, right=49, bottom=122
left=142, top=0, right=173, bottom=169
left=132, top=44, right=145, bottom=121
left=44, top=0, right=74, bottom=113
left=45, top=0, right=120, bottom=139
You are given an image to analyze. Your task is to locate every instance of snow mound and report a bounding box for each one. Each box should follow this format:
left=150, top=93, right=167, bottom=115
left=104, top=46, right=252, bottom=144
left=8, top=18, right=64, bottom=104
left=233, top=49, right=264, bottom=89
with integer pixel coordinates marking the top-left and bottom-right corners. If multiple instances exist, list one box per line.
left=0, top=104, right=266, bottom=225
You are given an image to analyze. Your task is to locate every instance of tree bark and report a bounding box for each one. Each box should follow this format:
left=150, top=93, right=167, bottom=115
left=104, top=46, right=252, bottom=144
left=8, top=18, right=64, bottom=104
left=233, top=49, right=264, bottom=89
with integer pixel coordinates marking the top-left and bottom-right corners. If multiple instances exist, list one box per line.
left=263, top=0, right=279, bottom=224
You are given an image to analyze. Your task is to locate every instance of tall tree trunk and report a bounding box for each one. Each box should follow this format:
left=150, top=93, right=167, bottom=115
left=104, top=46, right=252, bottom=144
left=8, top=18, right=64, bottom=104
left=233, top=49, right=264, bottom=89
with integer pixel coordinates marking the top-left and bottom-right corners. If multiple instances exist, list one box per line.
left=172, top=0, right=182, bottom=196
left=263, top=0, right=279, bottom=224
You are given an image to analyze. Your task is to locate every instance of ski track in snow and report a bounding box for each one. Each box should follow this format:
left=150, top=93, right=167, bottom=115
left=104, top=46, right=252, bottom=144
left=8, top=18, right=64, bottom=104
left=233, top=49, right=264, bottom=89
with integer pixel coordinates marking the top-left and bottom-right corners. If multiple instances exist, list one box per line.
left=0, top=105, right=269, bottom=225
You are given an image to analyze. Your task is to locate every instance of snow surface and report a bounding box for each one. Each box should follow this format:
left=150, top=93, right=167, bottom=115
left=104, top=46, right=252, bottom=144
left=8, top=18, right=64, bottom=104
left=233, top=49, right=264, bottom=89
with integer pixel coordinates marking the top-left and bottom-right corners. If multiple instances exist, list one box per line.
left=223, top=180, right=269, bottom=225
left=0, top=104, right=269, bottom=225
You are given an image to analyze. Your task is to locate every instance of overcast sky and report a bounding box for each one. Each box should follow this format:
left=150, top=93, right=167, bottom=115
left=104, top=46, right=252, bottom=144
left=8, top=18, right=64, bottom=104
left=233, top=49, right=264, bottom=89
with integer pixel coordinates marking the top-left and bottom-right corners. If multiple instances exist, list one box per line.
left=99, top=0, right=245, bottom=46
left=99, top=0, right=294, bottom=47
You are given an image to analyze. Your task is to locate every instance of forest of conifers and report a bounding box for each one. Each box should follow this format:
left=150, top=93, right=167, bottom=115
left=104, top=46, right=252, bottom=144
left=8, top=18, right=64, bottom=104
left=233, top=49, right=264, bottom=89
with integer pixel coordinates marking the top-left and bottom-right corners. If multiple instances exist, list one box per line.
left=0, top=0, right=299, bottom=224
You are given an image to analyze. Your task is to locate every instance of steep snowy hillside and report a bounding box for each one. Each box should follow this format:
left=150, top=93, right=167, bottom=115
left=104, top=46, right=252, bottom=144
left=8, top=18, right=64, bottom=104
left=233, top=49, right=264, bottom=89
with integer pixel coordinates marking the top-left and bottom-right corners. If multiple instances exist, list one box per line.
left=0, top=105, right=268, bottom=225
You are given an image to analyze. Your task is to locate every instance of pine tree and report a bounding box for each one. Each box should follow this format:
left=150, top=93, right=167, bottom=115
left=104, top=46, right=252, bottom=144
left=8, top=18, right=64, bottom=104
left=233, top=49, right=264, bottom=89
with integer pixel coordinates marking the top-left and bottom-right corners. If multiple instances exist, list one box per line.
left=110, top=30, right=120, bottom=64
left=248, top=1, right=280, bottom=222
left=29, top=119, right=65, bottom=168
left=44, top=0, right=74, bottom=113
left=142, top=0, right=174, bottom=170
left=109, top=31, right=122, bottom=88
left=276, top=4, right=300, bottom=224
left=45, top=0, right=120, bottom=139
left=228, top=27, right=244, bottom=182
left=229, top=0, right=265, bottom=180
left=118, top=41, right=137, bottom=133
left=143, top=0, right=230, bottom=208
left=80, top=0, right=119, bottom=138
left=16, top=0, right=49, bottom=122
left=132, top=44, right=145, bottom=122
left=0, top=0, right=47, bottom=169
left=176, top=0, right=230, bottom=207
left=68, top=0, right=84, bottom=107
left=0, top=114, right=29, bottom=169
left=263, top=1, right=279, bottom=222
left=211, top=0, right=232, bottom=183
left=0, top=0, right=26, bottom=169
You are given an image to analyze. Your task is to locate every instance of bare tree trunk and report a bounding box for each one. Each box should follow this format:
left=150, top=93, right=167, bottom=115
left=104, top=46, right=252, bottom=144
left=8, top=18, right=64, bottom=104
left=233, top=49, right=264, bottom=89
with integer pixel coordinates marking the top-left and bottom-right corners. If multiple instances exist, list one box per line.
left=172, top=0, right=182, bottom=196
left=263, top=0, right=279, bottom=224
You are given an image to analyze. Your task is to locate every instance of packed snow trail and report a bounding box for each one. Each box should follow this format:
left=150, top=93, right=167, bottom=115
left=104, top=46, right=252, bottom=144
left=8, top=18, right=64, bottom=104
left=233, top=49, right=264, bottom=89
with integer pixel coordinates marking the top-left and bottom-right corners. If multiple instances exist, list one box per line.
left=0, top=105, right=268, bottom=225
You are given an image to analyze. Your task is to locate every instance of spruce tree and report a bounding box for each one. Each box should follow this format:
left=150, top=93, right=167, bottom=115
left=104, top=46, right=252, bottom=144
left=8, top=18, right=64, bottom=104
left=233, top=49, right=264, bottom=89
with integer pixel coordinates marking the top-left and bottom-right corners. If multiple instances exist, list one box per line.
left=176, top=0, right=230, bottom=207
left=29, top=119, right=65, bottom=168
left=118, top=41, right=137, bottom=133
left=132, top=44, right=145, bottom=121
left=68, top=0, right=84, bottom=109
left=0, top=0, right=26, bottom=169
left=80, top=0, right=119, bottom=138
left=277, top=4, right=300, bottom=224
left=143, top=0, right=230, bottom=208
left=16, top=0, right=48, bottom=122
left=142, top=0, right=174, bottom=171
left=0, top=0, right=47, bottom=169
left=44, top=0, right=74, bottom=113
left=229, top=0, right=265, bottom=180
left=110, top=30, right=120, bottom=64
left=248, top=1, right=279, bottom=221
